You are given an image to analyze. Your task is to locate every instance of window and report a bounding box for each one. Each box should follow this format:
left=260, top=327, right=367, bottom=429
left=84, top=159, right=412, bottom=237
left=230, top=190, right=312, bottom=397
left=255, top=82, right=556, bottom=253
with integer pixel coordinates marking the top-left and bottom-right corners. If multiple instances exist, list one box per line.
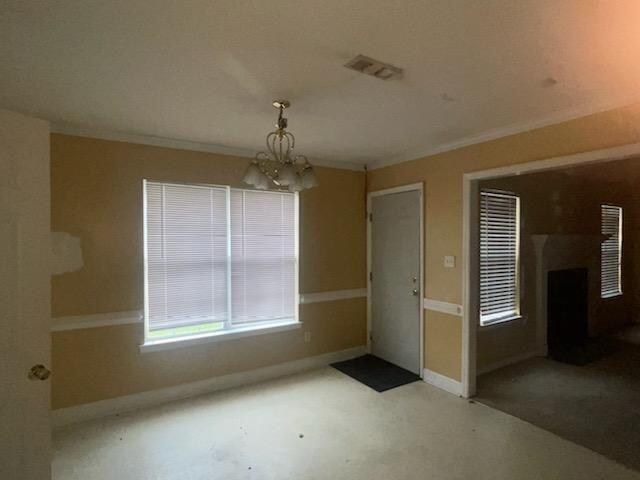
left=601, top=204, right=622, bottom=298
left=479, top=190, right=520, bottom=326
left=143, top=181, right=298, bottom=343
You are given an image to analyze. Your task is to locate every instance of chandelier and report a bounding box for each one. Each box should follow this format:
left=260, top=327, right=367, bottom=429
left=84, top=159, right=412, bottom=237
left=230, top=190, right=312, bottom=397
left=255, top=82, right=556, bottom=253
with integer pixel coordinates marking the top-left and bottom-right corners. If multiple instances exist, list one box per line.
left=243, top=100, right=318, bottom=192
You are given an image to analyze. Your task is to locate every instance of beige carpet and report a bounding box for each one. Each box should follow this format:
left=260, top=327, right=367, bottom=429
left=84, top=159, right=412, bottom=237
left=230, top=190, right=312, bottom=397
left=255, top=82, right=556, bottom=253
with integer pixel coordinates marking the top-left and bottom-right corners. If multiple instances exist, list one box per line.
left=477, top=338, right=640, bottom=472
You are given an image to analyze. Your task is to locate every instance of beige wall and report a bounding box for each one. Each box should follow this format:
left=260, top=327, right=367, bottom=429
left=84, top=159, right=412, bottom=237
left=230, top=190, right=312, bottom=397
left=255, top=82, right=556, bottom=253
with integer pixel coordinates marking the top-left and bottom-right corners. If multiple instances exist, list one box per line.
left=367, top=102, right=640, bottom=381
left=50, top=134, right=367, bottom=409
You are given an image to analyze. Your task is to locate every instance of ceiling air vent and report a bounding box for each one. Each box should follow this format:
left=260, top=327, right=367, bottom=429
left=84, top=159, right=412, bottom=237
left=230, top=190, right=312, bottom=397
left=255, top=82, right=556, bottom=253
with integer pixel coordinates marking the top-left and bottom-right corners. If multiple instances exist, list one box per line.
left=344, top=54, right=403, bottom=80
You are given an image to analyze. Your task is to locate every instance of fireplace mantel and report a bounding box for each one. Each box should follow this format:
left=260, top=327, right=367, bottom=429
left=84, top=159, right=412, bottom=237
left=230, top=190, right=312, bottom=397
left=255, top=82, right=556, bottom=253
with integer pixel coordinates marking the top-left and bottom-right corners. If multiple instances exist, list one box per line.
left=531, top=234, right=602, bottom=355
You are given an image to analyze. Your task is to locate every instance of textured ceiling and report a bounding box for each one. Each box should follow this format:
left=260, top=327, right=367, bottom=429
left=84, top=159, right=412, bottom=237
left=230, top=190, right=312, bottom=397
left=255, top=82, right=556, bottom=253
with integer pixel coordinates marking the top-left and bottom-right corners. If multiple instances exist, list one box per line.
left=2, top=1, right=640, bottom=167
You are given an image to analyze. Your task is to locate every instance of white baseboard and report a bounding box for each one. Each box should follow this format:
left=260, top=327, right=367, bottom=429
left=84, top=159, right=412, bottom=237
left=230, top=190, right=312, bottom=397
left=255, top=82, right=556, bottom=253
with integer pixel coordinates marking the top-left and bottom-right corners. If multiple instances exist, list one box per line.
left=477, top=351, right=539, bottom=376
left=52, top=345, right=366, bottom=427
left=422, top=368, right=463, bottom=397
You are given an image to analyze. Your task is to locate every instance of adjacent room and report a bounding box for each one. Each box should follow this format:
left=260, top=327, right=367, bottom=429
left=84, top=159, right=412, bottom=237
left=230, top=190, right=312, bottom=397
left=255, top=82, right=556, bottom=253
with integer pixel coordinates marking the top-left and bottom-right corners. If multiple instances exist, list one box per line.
left=473, top=158, right=640, bottom=471
left=3, top=2, right=640, bottom=479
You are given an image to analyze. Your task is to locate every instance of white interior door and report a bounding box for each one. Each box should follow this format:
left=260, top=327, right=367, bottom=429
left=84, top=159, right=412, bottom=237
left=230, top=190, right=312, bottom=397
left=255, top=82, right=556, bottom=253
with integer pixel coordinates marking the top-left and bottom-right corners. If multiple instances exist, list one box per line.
left=0, top=109, right=51, bottom=480
left=370, top=189, right=421, bottom=374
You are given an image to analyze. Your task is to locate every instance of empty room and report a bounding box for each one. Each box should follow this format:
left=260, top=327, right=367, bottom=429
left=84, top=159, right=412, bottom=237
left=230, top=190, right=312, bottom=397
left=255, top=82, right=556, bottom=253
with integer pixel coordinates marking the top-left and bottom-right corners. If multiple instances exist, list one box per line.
left=3, top=2, right=640, bottom=479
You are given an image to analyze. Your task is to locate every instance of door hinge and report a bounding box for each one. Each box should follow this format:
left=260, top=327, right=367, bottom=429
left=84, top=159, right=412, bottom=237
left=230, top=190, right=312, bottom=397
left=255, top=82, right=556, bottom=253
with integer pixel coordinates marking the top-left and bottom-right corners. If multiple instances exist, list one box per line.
left=368, top=212, right=372, bottom=222
left=369, top=272, right=373, bottom=282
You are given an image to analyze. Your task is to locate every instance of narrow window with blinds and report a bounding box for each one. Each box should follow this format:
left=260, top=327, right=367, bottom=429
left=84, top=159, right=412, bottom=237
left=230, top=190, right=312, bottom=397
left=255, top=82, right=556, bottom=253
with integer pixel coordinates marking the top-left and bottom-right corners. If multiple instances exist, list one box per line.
left=143, top=180, right=298, bottom=343
left=479, top=190, right=520, bottom=326
left=601, top=204, right=622, bottom=298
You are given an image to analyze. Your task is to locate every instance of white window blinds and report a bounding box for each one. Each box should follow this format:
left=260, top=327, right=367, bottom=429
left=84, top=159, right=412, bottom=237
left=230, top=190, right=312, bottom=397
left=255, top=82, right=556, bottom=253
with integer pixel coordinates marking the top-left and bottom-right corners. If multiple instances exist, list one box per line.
left=601, top=204, right=622, bottom=298
left=480, top=190, right=520, bottom=326
left=144, top=181, right=298, bottom=340
left=231, top=189, right=297, bottom=325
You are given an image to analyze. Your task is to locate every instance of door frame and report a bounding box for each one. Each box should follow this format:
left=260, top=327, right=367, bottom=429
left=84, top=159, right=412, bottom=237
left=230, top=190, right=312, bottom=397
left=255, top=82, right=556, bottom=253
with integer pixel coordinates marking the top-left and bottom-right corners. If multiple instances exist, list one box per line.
left=367, top=182, right=424, bottom=378
left=462, top=141, right=640, bottom=398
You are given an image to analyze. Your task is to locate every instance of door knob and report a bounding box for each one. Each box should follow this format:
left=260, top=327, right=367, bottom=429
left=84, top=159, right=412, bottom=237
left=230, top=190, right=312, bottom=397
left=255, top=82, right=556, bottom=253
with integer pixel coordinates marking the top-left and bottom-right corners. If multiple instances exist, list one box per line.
left=412, top=288, right=419, bottom=296
left=28, top=364, right=51, bottom=381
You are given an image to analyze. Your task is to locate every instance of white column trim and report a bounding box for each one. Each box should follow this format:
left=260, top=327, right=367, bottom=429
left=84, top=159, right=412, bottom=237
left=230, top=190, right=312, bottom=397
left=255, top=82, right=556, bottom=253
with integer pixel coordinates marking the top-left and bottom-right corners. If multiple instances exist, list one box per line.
left=422, top=368, right=463, bottom=396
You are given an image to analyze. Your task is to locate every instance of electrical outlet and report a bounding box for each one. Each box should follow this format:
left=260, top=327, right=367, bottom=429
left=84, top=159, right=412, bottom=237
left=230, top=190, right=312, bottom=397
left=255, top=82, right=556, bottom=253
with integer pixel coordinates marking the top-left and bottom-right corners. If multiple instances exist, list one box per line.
left=444, top=255, right=455, bottom=268
left=304, top=331, right=311, bottom=343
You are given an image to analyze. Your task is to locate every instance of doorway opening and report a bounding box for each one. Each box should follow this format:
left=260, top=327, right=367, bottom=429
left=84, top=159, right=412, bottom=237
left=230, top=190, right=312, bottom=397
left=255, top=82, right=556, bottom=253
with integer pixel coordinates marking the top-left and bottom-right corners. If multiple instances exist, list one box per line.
left=463, top=144, right=640, bottom=471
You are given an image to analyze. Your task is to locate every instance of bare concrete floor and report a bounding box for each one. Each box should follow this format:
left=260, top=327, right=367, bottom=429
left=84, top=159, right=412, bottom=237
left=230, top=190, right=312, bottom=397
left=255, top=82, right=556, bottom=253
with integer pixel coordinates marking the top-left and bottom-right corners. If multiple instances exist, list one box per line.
left=54, top=367, right=640, bottom=480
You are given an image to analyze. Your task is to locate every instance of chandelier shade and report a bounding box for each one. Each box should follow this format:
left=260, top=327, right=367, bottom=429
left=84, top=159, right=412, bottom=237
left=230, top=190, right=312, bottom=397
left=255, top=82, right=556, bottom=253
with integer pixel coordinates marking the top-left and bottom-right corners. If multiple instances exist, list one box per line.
left=242, top=162, right=261, bottom=185
left=301, top=166, right=319, bottom=189
left=243, top=100, right=318, bottom=192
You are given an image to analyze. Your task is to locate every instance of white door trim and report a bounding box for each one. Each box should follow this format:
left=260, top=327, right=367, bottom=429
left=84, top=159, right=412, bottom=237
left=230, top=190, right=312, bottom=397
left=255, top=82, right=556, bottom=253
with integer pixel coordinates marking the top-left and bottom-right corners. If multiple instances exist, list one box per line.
left=462, top=141, right=640, bottom=398
left=367, top=182, right=424, bottom=378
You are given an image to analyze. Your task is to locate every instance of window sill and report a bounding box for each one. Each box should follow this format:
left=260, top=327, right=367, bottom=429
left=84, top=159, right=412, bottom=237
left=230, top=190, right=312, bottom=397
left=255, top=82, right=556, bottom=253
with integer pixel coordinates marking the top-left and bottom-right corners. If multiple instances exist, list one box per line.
left=140, top=319, right=301, bottom=353
left=601, top=292, right=623, bottom=299
left=480, top=315, right=523, bottom=329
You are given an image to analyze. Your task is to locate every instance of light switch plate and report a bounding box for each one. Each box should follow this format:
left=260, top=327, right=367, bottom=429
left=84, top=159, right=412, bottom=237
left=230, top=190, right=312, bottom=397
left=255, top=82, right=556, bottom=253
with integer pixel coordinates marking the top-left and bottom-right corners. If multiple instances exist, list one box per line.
left=444, top=255, right=455, bottom=268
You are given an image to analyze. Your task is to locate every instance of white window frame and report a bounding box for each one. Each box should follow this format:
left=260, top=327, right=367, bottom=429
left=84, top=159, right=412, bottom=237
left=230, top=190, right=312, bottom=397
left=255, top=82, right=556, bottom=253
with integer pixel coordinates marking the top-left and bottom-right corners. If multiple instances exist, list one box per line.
left=600, top=204, right=623, bottom=299
left=141, top=180, right=300, bottom=352
left=479, top=189, right=521, bottom=327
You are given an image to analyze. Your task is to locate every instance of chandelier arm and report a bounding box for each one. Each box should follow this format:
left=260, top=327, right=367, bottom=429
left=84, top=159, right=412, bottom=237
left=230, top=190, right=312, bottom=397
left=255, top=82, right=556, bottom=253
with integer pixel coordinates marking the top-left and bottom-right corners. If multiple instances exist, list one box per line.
left=244, top=100, right=316, bottom=191
left=287, top=131, right=295, bottom=152
left=273, top=134, right=281, bottom=162
left=266, top=132, right=276, bottom=156
left=282, top=133, right=291, bottom=163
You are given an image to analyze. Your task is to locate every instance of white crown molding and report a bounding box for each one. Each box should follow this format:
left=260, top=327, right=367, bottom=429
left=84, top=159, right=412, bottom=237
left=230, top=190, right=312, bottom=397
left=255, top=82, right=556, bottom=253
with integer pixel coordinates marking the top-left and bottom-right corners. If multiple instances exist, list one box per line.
left=299, top=288, right=367, bottom=304
left=50, top=122, right=365, bottom=171
left=422, top=368, right=463, bottom=397
left=368, top=97, right=640, bottom=171
left=52, top=345, right=366, bottom=427
left=51, top=310, right=142, bottom=332
left=423, top=298, right=463, bottom=317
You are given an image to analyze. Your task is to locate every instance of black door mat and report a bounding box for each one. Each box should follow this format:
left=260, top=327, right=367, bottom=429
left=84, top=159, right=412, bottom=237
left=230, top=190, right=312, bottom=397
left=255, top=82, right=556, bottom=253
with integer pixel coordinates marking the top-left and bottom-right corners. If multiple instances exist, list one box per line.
left=331, top=354, right=420, bottom=392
